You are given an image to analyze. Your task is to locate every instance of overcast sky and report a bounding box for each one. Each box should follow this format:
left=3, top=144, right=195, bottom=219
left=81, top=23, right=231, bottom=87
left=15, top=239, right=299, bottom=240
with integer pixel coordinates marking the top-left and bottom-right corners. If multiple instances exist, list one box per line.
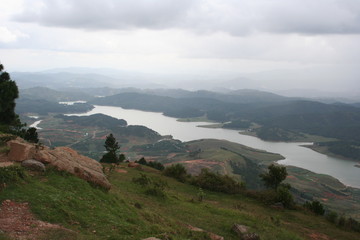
left=1, top=0, right=360, bottom=93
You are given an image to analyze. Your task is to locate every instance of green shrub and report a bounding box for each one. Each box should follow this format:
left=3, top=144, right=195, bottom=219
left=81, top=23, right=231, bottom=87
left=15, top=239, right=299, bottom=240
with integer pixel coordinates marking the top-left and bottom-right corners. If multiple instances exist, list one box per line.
left=136, top=157, right=165, bottom=171
left=0, top=165, right=26, bottom=191
left=145, top=179, right=168, bottom=198
left=338, top=215, right=346, bottom=227
left=163, top=163, right=188, bottom=182
left=325, top=211, right=338, bottom=224
left=276, top=185, right=295, bottom=209
left=304, top=200, right=325, bottom=215
left=191, top=168, right=245, bottom=194
left=260, top=164, right=287, bottom=189
left=133, top=173, right=168, bottom=198
left=132, top=173, right=151, bottom=187
left=345, top=217, right=360, bottom=232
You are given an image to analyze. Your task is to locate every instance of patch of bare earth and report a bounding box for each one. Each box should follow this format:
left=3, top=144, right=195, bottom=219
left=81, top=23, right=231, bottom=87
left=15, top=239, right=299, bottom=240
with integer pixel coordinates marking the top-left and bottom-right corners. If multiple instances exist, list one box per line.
left=169, top=159, right=225, bottom=175
left=116, top=169, right=128, bottom=173
left=308, top=232, right=332, bottom=240
left=0, top=200, right=73, bottom=240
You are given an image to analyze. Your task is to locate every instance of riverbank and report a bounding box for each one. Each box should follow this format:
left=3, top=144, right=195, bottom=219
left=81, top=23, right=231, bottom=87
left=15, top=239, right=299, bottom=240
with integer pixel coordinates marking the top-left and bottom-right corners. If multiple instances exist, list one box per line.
left=303, top=144, right=359, bottom=163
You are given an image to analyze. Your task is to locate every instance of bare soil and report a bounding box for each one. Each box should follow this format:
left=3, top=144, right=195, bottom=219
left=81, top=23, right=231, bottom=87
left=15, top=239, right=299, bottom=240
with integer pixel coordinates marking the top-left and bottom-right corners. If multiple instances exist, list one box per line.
left=0, top=200, right=73, bottom=240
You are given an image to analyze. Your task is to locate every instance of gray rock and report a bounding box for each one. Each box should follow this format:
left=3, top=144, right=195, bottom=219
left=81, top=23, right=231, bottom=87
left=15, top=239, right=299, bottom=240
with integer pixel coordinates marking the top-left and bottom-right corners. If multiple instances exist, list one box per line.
left=232, top=224, right=260, bottom=240
left=232, top=224, right=249, bottom=235
left=243, top=233, right=261, bottom=240
left=21, top=159, right=46, bottom=172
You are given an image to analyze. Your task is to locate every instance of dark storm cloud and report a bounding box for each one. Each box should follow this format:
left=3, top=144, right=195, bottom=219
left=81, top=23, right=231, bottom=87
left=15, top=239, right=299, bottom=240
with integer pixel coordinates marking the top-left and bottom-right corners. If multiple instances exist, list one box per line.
left=14, top=0, right=360, bottom=35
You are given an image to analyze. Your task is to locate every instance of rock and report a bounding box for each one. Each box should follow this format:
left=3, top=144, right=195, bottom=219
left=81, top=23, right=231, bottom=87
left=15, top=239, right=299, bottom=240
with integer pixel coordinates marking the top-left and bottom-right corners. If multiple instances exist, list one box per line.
left=232, top=224, right=249, bottom=236
left=21, top=159, right=45, bottom=172
left=7, top=139, right=35, bottom=162
left=243, top=233, right=260, bottom=240
left=5, top=139, right=111, bottom=190
left=209, top=232, right=224, bottom=240
left=128, top=162, right=141, bottom=168
left=232, top=224, right=260, bottom=240
left=271, top=202, right=284, bottom=210
left=187, top=224, right=224, bottom=240
left=45, top=147, right=111, bottom=190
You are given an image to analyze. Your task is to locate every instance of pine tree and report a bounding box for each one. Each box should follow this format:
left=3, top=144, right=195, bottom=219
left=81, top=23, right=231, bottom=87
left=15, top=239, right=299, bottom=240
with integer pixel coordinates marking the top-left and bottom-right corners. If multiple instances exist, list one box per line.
left=0, top=64, right=21, bottom=129
left=100, top=133, right=121, bottom=163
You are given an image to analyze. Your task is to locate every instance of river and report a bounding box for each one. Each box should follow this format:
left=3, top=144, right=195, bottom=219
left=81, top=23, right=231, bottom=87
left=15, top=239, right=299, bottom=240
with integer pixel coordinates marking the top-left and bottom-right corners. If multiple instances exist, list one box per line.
left=69, top=105, right=359, bottom=188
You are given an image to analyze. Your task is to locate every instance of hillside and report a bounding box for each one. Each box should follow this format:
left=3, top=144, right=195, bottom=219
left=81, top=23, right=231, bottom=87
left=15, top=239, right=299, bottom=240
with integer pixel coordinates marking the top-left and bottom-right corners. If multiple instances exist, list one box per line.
left=23, top=113, right=360, bottom=219
left=1, top=161, right=360, bottom=240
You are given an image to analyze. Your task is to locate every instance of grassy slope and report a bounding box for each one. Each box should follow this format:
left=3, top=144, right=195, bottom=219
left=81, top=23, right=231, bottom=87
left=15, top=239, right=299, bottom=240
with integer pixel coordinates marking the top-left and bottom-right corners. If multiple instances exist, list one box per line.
left=1, top=166, right=359, bottom=240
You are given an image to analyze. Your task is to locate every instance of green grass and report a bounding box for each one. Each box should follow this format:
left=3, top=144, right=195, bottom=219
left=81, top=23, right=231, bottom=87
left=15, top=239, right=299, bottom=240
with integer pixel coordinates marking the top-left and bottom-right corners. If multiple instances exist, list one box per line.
left=1, top=165, right=359, bottom=240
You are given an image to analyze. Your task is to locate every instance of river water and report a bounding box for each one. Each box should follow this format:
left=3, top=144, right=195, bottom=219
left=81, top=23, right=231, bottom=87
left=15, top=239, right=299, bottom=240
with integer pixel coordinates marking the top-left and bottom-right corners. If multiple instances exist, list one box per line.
left=69, top=105, right=359, bottom=188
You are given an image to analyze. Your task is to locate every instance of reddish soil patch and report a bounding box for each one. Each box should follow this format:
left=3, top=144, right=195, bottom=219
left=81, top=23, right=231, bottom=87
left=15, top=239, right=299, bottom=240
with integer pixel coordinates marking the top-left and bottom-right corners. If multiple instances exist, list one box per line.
left=0, top=153, right=9, bottom=163
left=286, top=175, right=296, bottom=179
left=0, top=200, right=72, bottom=240
left=308, top=232, right=332, bottom=240
left=116, top=169, right=128, bottom=173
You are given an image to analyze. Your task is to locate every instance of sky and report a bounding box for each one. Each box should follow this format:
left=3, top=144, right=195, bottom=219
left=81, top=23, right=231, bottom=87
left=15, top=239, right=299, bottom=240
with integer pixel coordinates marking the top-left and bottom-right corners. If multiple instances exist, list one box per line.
left=1, top=0, right=360, bottom=93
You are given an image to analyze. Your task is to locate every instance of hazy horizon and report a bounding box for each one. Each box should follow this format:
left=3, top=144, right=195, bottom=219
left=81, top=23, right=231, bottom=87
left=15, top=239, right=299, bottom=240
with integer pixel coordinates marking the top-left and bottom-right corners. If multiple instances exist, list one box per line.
left=1, top=0, right=360, bottom=95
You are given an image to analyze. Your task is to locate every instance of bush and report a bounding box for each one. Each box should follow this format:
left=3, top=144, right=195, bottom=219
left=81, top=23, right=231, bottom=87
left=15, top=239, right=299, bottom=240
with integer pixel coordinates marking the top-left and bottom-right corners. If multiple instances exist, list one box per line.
left=276, top=185, right=294, bottom=209
left=132, top=173, right=151, bottom=187
left=24, top=127, right=39, bottom=143
left=336, top=216, right=360, bottom=232
left=163, top=164, right=188, bottom=182
left=133, top=173, right=168, bottom=198
left=145, top=179, right=168, bottom=198
left=0, top=165, right=26, bottom=190
left=136, top=157, right=165, bottom=171
left=304, top=200, right=325, bottom=215
left=325, top=211, right=338, bottom=224
left=260, top=164, right=287, bottom=189
left=191, top=168, right=245, bottom=194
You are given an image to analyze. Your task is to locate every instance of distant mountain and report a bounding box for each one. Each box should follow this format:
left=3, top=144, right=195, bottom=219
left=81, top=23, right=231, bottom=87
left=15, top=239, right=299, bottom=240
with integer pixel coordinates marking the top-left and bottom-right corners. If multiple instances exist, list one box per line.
left=11, top=71, right=163, bottom=90
left=352, top=102, right=360, bottom=108
left=20, top=87, right=93, bottom=102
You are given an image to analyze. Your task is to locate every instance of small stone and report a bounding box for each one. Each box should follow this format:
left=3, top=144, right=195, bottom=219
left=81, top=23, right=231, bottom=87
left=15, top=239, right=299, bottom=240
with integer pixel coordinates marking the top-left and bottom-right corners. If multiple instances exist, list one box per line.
left=243, top=233, right=261, bottom=240
left=232, top=224, right=249, bottom=235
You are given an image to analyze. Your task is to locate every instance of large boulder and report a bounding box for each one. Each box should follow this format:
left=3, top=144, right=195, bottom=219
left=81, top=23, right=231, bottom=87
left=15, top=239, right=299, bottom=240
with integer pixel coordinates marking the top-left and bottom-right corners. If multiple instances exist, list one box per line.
left=6, top=139, right=111, bottom=190
left=21, top=159, right=46, bottom=172
left=48, top=147, right=111, bottom=190
left=7, top=139, right=35, bottom=162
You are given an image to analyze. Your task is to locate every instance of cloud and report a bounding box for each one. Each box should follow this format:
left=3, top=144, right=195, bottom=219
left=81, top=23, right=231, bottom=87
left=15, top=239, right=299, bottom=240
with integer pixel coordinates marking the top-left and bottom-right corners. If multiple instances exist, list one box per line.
left=0, top=27, right=28, bottom=43
left=13, top=0, right=360, bottom=35
left=14, top=0, right=196, bottom=30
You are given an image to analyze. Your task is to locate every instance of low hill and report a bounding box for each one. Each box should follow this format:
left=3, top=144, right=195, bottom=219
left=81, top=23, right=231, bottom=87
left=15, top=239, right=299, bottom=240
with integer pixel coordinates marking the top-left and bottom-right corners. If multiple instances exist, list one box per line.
left=16, top=98, right=94, bottom=116
left=20, top=87, right=93, bottom=102
left=0, top=162, right=359, bottom=240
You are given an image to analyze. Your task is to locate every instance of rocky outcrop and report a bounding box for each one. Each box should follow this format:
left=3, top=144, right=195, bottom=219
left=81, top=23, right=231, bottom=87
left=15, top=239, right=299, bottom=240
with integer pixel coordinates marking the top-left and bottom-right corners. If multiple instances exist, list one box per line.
left=6, top=138, right=110, bottom=190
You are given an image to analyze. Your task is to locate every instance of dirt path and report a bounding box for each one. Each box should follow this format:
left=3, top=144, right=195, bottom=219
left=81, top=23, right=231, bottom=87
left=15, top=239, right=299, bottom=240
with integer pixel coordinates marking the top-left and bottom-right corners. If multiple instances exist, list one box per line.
left=0, top=200, right=73, bottom=240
